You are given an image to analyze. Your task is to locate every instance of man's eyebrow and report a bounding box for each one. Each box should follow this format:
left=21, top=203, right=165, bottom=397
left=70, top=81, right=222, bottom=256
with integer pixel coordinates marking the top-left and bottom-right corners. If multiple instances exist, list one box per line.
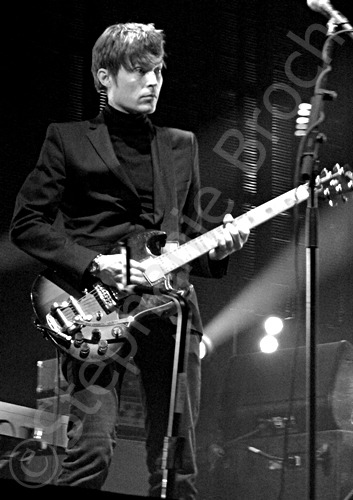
left=133, top=60, right=164, bottom=69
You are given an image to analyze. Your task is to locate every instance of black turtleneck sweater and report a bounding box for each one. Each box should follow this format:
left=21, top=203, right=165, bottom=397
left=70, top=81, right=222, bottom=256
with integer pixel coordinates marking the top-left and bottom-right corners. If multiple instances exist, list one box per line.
left=102, top=104, right=155, bottom=227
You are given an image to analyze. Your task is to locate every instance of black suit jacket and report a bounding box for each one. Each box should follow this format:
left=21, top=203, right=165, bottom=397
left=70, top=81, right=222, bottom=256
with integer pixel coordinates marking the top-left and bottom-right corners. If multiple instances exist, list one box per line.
left=10, top=113, right=227, bottom=331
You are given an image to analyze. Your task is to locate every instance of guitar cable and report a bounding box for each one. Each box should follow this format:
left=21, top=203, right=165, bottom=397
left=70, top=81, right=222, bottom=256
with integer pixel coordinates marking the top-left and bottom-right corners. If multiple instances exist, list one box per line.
left=49, top=349, right=63, bottom=481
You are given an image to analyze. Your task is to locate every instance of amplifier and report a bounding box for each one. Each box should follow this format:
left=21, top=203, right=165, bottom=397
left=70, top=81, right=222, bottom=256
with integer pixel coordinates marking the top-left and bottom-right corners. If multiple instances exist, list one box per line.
left=200, top=430, right=353, bottom=500
left=0, top=401, right=68, bottom=486
left=36, top=357, right=146, bottom=440
left=36, top=358, right=68, bottom=396
left=219, top=341, right=353, bottom=441
left=36, top=357, right=70, bottom=416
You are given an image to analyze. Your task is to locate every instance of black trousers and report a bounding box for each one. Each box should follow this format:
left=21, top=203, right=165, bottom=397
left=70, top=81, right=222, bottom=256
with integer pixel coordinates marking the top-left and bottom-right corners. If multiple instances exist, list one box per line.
left=56, top=317, right=201, bottom=499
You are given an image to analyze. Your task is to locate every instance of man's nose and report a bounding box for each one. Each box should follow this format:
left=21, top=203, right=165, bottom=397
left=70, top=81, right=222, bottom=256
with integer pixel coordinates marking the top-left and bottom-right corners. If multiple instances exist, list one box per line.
left=145, top=70, right=158, bottom=86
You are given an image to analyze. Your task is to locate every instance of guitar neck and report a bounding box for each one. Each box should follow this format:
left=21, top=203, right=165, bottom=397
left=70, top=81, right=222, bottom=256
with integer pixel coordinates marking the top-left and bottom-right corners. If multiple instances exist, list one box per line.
left=146, top=183, right=309, bottom=280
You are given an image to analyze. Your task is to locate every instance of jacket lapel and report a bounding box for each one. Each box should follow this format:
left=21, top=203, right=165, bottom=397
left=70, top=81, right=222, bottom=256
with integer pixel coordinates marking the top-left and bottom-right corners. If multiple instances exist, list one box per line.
left=151, top=128, right=179, bottom=238
left=86, top=118, right=139, bottom=198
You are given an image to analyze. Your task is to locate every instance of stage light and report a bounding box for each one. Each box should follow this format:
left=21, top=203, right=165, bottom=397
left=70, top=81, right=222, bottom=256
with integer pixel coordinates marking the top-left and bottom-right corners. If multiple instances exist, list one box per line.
left=296, top=116, right=309, bottom=124
left=259, top=315, right=284, bottom=353
left=259, top=334, right=279, bottom=353
left=263, top=316, right=284, bottom=335
left=199, top=335, right=214, bottom=360
left=297, top=102, right=311, bottom=115
left=200, top=340, right=207, bottom=359
left=295, top=102, right=311, bottom=137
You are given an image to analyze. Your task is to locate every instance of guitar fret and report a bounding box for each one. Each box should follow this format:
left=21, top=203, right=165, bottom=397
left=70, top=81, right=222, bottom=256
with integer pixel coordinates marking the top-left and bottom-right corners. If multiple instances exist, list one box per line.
left=236, top=185, right=309, bottom=229
left=157, top=230, right=219, bottom=274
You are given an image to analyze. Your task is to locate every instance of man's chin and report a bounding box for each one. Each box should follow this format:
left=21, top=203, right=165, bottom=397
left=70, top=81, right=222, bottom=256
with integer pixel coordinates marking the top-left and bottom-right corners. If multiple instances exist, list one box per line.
left=121, top=104, right=157, bottom=114
left=140, top=104, right=156, bottom=115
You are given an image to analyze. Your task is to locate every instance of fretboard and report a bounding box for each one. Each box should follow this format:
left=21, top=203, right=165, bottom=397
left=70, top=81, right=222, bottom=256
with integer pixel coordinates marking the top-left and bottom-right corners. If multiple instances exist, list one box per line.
left=143, top=183, right=309, bottom=284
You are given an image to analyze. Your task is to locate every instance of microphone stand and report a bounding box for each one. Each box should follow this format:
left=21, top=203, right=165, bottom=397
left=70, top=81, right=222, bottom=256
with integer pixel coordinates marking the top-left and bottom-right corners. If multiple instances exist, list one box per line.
left=297, top=22, right=339, bottom=500
left=159, top=290, right=191, bottom=499
left=125, top=284, right=191, bottom=499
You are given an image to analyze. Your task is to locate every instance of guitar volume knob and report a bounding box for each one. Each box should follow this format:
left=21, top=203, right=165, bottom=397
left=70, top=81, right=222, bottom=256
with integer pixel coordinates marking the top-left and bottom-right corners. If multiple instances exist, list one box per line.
left=79, top=342, right=90, bottom=359
left=98, top=340, right=108, bottom=355
left=91, top=329, right=101, bottom=342
left=111, top=326, right=125, bottom=338
left=73, top=332, right=84, bottom=347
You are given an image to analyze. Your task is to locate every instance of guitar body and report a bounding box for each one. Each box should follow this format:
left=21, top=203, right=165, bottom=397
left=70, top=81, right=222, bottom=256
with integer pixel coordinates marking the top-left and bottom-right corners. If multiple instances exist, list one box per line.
left=31, top=230, right=181, bottom=364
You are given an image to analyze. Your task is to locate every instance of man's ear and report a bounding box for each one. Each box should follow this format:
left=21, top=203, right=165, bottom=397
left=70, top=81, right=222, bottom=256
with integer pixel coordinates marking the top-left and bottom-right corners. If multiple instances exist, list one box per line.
left=97, top=68, right=111, bottom=89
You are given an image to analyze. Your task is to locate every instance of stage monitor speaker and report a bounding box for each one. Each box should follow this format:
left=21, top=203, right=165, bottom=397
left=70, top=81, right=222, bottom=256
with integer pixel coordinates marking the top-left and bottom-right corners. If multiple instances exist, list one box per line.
left=0, top=436, right=148, bottom=497
left=0, top=478, right=151, bottom=499
left=219, top=340, right=353, bottom=441
left=103, top=438, right=149, bottom=496
left=201, top=430, right=353, bottom=500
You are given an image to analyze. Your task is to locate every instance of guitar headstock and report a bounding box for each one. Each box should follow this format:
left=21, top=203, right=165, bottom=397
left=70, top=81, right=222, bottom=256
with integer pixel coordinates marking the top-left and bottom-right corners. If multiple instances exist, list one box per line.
left=316, top=163, right=353, bottom=206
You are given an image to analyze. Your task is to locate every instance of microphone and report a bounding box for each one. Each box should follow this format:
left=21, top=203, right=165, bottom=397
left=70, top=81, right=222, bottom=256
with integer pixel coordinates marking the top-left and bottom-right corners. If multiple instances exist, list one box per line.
left=307, top=0, right=353, bottom=38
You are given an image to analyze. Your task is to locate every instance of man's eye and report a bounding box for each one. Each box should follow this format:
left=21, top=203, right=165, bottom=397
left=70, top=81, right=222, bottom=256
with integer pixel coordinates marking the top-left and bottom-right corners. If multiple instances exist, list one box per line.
left=134, top=67, right=145, bottom=74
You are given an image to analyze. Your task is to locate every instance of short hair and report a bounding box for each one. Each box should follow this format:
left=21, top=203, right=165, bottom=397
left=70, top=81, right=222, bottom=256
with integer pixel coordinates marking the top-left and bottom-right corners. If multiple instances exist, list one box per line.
left=91, top=22, right=166, bottom=92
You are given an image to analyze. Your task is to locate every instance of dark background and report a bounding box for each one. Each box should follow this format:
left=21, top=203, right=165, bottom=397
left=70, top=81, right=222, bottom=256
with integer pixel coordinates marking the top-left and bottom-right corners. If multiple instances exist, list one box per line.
left=1, top=0, right=353, bottom=423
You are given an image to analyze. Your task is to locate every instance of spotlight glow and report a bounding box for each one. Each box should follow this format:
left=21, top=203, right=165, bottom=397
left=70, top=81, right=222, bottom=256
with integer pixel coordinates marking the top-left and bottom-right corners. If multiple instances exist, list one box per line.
left=199, top=335, right=214, bottom=360
left=199, top=340, right=207, bottom=359
left=260, top=334, right=279, bottom=353
left=264, top=316, right=284, bottom=335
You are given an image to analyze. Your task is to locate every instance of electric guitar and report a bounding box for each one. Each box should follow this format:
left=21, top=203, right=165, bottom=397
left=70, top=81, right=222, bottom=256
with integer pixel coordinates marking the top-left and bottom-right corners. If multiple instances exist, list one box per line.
left=31, top=164, right=353, bottom=363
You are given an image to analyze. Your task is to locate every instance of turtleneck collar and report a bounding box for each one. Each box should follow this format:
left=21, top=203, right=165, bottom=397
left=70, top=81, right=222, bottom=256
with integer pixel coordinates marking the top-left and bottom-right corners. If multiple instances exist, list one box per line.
left=102, top=104, right=153, bottom=136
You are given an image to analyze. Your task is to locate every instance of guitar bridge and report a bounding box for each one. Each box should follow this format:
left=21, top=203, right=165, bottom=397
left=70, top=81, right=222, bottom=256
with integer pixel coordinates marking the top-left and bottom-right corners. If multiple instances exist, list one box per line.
left=49, top=302, right=81, bottom=335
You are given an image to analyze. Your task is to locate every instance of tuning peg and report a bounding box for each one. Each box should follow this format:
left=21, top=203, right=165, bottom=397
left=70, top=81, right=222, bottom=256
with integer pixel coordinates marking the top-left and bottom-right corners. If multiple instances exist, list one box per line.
left=332, top=163, right=340, bottom=175
left=320, top=167, right=329, bottom=179
left=342, top=163, right=352, bottom=173
left=343, top=164, right=353, bottom=187
left=318, top=163, right=353, bottom=207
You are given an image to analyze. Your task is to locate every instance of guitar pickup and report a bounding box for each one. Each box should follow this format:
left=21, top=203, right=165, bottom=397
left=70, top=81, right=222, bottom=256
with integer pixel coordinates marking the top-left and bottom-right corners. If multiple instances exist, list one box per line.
left=92, top=282, right=117, bottom=313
